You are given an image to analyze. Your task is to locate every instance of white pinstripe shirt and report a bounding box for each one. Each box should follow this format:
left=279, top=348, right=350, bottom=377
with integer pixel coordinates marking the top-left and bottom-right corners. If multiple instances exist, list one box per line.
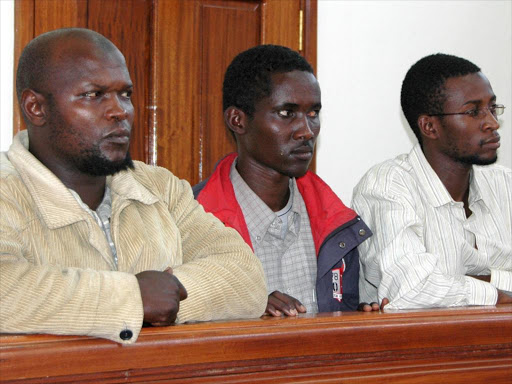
left=352, top=144, right=512, bottom=309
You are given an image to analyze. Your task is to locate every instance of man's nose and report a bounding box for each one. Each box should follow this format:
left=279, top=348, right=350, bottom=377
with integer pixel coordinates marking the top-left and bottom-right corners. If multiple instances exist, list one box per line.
left=106, top=94, right=130, bottom=121
left=482, top=108, right=500, bottom=131
left=293, top=115, right=315, bottom=141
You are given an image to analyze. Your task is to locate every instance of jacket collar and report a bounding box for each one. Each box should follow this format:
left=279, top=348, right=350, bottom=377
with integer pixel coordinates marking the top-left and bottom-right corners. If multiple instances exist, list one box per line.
left=295, top=170, right=357, bottom=254
left=197, top=152, right=357, bottom=254
left=7, top=131, right=157, bottom=229
left=196, top=153, right=253, bottom=248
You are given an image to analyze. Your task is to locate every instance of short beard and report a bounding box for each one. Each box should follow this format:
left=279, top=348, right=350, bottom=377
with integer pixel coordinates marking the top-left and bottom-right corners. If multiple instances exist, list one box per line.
left=45, top=95, right=134, bottom=176
left=443, top=134, right=498, bottom=167
left=74, top=146, right=135, bottom=176
left=455, top=154, right=498, bottom=166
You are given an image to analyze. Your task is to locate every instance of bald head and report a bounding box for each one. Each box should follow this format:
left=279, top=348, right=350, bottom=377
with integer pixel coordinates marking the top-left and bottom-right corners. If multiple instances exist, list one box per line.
left=16, top=28, right=121, bottom=104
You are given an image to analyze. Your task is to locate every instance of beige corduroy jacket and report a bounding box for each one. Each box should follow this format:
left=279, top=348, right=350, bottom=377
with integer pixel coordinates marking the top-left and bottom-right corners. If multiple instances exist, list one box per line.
left=0, top=131, right=267, bottom=344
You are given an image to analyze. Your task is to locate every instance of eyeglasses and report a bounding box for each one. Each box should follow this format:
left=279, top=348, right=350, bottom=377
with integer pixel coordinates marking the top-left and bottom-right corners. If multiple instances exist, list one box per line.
left=429, top=104, right=505, bottom=119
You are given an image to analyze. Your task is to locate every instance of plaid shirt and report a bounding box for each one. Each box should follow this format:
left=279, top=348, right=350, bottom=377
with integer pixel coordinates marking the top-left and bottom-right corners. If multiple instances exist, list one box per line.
left=230, top=162, right=318, bottom=313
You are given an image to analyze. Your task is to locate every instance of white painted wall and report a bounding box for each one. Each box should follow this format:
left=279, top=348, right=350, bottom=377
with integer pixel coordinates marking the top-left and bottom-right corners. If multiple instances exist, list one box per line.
left=317, top=0, right=512, bottom=203
left=1, top=0, right=511, bottom=204
left=0, top=0, right=14, bottom=152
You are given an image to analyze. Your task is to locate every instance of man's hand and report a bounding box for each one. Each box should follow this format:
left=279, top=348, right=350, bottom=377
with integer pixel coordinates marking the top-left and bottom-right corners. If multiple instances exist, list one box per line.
left=357, top=298, right=389, bottom=312
left=135, top=267, right=188, bottom=326
left=468, top=277, right=512, bottom=305
left=265, top=291, right=307, bottom=317
left=497, top=290, right=512, bottom=305
left=467, top=275, right=491, bottom=283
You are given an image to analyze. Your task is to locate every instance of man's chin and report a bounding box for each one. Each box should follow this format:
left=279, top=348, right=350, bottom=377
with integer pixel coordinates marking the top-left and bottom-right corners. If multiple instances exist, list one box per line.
left=458, top=154, right=498, bottom=166
left=76, top=152, right=135, bottom=176
left=108, top=156, right=135, bottom=175
left=286, top=166, right=311, bottom=179
left=474, top=157, right=498, bottom=166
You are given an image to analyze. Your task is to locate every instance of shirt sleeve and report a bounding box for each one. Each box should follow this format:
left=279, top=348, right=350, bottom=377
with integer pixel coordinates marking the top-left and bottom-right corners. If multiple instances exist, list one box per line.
left=166, top=177, right=268, bottom=323
left=491, top=269, right=512, bottom=293
left=352, top=168, right=498, bottom=309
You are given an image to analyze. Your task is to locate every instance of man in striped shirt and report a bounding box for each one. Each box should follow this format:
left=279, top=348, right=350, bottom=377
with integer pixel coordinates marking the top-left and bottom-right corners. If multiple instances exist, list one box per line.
left=352, top=53, right=512, bottom=309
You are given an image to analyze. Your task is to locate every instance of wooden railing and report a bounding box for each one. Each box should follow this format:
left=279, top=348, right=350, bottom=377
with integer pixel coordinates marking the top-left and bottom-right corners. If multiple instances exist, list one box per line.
left=1, top=305, right=511, bottom=383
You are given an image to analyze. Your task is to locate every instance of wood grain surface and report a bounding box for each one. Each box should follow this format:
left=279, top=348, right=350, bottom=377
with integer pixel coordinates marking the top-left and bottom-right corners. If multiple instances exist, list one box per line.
left=1, top=305, right=511, bottom=383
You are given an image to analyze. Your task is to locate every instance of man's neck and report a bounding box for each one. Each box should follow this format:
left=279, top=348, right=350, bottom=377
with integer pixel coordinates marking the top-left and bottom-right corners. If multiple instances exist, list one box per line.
left=28, top=133, right=107, bottom=210
left=64, top=176, right=107, bottom=211
left=423, top=146, right=472, bottom=204
left=42, top=160, right=106, bottom=211
left=235, top=158, right=290, bottom=212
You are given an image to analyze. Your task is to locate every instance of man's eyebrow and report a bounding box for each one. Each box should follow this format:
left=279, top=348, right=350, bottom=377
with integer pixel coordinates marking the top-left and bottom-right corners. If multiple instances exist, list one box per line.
left=82, top=82, right=133, bottom=89
left=462, top=95, right=496, bottom=106
left=274, top=102, right=322, bottom=109
left=81, top=82, right=107, bottom=90
left=275, top=102, right=299, bottom=109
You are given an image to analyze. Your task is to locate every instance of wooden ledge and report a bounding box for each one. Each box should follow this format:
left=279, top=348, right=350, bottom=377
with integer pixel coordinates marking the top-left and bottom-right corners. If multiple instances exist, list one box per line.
left=1, top=305, right=511, bottom=383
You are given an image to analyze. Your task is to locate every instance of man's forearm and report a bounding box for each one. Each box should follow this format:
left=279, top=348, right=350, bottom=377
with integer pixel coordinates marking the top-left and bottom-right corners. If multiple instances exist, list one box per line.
left=467, top=275, right=491, bottom=283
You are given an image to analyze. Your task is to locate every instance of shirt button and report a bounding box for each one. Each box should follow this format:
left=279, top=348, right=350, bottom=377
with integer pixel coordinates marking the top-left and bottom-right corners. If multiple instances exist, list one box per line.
left=358, top=229, right=366, bottom=236
left=256, top=235, right=261, bottom=241
left=120, top=329, right=133, bottom=341
left=339, top=242, right=346, bottom=248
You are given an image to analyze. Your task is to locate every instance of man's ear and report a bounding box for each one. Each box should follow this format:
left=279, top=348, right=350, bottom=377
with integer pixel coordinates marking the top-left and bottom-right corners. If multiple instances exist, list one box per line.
left=224, top=107, right=247, bottom=136
left=418, top=114, right=439, bottom=141
left=20, top=89, right=47, bottom=127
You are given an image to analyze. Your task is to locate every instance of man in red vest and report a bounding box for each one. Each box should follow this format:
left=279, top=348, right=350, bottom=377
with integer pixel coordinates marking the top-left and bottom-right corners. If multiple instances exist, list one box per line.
left=194, top=45, right=379, bottom=315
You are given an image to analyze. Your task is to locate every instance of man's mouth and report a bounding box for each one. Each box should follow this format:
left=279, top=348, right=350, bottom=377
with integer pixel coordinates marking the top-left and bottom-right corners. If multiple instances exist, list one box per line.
left=481, top=134, right=500, bottom=149
left=104, top=129, right=130, bottom=145
left=291, top=144, right=314, bottom=159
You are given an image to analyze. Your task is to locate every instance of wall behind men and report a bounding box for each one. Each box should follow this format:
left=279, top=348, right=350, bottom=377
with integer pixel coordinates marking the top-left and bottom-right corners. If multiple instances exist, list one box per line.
left=0, top=0, right=14, bottom=152
left=1, top=1, right=511, bottom=205
left=317, top=0, right=512, bottom=204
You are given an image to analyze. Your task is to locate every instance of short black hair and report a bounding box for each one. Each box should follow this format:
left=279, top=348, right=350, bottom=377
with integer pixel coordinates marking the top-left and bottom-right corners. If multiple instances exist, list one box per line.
left=16, top=28, right=117, bottom=104
left=400, top=53, right=481, bottom=145
left=222, top=44, right=314, bottom=116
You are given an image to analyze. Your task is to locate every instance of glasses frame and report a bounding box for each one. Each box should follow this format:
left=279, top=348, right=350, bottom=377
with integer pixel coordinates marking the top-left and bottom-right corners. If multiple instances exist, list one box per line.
left=429, top=104, right=506, bottom=118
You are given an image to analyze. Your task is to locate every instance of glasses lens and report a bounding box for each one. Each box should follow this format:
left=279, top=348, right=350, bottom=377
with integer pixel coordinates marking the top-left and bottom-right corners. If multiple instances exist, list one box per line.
left=495, top=105, right=505, bottom=116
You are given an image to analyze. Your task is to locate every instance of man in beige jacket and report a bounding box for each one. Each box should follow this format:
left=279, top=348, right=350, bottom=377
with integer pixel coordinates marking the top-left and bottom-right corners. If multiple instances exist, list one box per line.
left=0, top=28, right=267, bottom=344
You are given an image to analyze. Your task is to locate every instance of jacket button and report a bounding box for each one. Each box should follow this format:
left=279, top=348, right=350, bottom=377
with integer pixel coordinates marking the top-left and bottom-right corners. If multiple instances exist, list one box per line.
left=338, top=242, right=346, bottom=248
left=358, top=229, right=366, bottom=236
left=120, top=330, right=133, bottom=340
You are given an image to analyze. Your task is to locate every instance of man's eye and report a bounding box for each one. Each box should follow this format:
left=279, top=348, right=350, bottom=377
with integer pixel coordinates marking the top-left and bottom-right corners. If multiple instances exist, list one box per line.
left=465, top=109, right=480, bottom=117
left=278, top=110, right=293, bottom=117
left=307, top=110, right=320, bottom=118
left=84, top=91, right=101, bottom=98
left=121, top=90, right=133, bottom=99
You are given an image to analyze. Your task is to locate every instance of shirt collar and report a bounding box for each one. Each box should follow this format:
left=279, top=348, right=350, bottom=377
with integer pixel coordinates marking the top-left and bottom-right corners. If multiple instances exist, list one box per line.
left=409, top=143, right=486, bottom=208
left=69, top=185, right=112, bottom=221
left=468, top=168, right=486, bottom=208
left=409, top=144, right=455, bottom=207
left=230, top=160, right=301, bottom=242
